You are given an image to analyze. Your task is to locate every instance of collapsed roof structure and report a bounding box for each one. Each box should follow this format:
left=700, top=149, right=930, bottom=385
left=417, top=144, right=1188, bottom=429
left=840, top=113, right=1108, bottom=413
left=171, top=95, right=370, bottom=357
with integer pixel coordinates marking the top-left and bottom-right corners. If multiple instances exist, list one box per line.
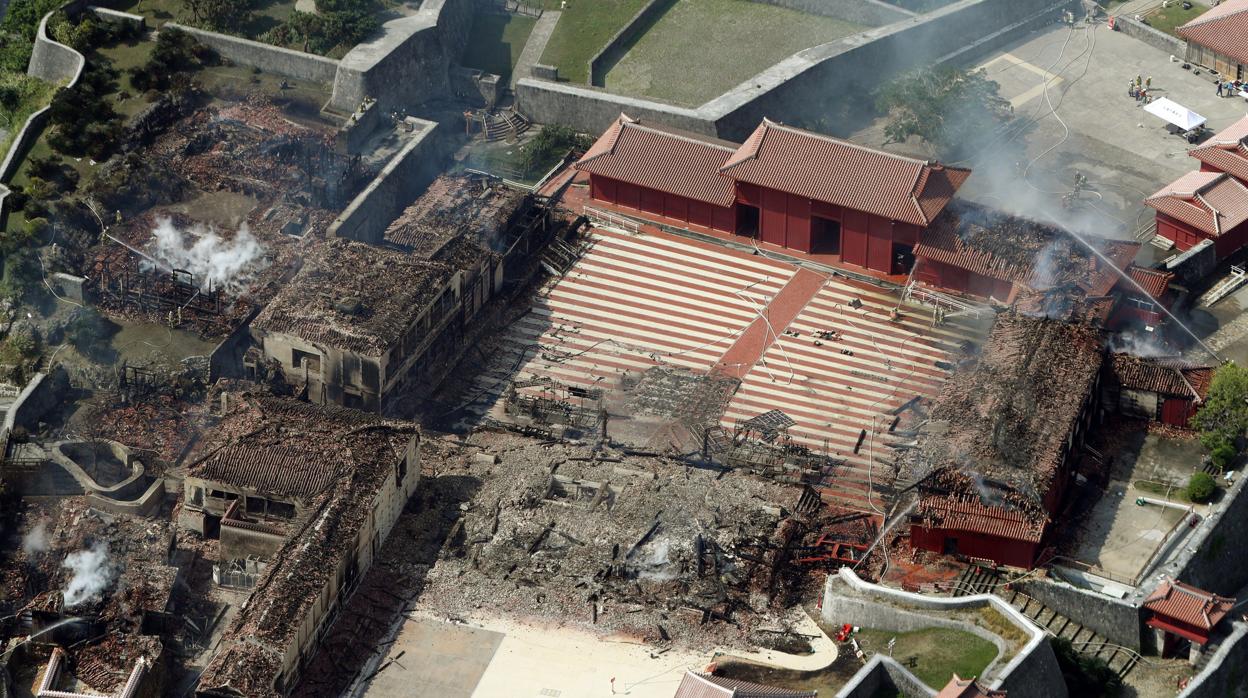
left=188, top=393, right=420, bottom=697
left=912, top=201, right=1141, bottom=316
left=905, top=313, right=1106, bottom=568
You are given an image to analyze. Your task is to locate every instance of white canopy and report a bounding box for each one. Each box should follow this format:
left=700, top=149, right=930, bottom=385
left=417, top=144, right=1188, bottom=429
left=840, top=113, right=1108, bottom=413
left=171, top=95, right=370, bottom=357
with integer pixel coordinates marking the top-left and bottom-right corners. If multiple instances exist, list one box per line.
left=1144, top=97, right=1207, bottom=130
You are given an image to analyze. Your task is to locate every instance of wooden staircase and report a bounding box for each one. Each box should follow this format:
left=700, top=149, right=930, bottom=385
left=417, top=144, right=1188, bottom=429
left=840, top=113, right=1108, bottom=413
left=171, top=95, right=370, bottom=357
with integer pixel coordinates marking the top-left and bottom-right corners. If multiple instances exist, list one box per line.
left=951, top=565, right=1141, bottom=680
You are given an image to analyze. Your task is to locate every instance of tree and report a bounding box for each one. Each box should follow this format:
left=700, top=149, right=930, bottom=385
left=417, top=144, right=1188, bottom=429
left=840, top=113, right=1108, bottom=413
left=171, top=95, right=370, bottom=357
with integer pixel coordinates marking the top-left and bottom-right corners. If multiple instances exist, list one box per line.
left=1188, top=472, right=1217, bottom=503
left=876, top=65, right=1013, bottom=159
left=1192, top=363, right=1248, bottom=455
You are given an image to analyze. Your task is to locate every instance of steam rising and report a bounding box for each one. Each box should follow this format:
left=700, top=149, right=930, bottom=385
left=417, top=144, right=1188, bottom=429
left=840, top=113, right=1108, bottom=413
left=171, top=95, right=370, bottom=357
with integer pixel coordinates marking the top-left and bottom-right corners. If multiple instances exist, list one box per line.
left=149, top=217, right=267, bottom=293
left=61, top=542, right=115, bottom=607
left=630, top=538, right=679, bottom=582
left=22, top=521, right=48, bottom=555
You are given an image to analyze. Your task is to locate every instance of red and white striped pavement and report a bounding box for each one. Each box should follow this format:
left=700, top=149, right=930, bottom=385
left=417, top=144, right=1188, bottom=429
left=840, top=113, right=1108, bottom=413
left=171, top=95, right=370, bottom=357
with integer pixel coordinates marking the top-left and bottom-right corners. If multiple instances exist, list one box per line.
left=464, top=227, right=795, bottom=413
left=721, top=276, right=986, bottom=510
left=467, top=226, right=988, bottom=511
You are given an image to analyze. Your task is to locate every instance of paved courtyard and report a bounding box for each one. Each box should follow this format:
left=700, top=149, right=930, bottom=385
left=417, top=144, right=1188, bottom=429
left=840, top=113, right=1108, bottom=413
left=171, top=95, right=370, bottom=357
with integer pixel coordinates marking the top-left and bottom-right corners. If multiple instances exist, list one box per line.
left=852, top=22, right=1248, bottom=246
left=1067, top=426, right=1206, bottom=583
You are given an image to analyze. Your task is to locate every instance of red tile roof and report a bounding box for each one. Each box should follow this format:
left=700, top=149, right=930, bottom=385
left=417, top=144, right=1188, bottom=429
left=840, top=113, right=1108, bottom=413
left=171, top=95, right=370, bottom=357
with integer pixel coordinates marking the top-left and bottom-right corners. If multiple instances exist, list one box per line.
left=1123, top=265, right=1174, bottom=298
left=936, top=674, right=1007, bottom=698
left=1146, top=170, right=1248, bottom=237
left=1189, top=116, right=1248, bottom=182
left=673, top=672, right=817, bottom=698
left=1110, top=353, right=1212, bottom=400
left=720, top=119, right=970, bottom=226
left=1179, top=0, right=1248, bottom=66
left=575, top=114, right=738, bottom=208
left=917, top=494, right=1047, bottom=544
left=1144, top=578, right=1235, bottom=630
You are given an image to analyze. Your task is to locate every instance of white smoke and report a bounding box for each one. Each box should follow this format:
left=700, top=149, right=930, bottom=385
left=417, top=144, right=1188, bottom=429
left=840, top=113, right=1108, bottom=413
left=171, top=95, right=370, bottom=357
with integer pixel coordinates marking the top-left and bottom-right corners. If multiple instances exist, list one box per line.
left=22, top=521, right=48, bottom=555
left=148, top=217, right=268, bottom=293
left=1109, top=330, right=1171, bottom=358
left=61, top=542, right=115, bottom=607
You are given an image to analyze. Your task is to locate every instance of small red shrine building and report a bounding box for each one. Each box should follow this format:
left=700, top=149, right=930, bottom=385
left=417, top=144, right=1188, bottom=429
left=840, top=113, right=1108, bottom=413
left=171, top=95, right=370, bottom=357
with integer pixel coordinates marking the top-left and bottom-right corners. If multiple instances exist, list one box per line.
left=1144, top=578, right=1234, bottom=661
left=575, top=114, right=970, bottom=276
left=1145, top=170, right=1248, bottom=258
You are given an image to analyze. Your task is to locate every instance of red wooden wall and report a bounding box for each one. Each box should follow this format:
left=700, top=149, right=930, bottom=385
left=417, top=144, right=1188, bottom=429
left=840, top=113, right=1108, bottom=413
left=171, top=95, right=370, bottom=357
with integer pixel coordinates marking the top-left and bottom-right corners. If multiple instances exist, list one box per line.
left=1156, top=212, right=1248, bottom=259
left=913, top=258, right=1014, bottom=300
left=590, top=175, right=735, bottom=233
left=908, top=525, right=1041, bottom=569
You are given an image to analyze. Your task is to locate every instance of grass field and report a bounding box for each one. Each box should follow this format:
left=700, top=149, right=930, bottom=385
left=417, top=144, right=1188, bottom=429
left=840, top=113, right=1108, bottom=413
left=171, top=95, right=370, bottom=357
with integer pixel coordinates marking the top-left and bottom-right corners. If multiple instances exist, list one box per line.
left=538, top=0, right=648, bottom=84
left=602, top=0, right=864, bottom=106
left=461, top=12, right=537, bottom=82
left=854, top=627, right=999, bottom=689
left=1145, top=4, right=1204, bottom=38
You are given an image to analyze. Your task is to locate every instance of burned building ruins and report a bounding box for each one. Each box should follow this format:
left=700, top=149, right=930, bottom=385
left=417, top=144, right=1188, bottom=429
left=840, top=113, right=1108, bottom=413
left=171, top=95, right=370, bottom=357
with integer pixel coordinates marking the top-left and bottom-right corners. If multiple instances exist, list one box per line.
left=185, top=392, right=420, bottom=697
left=904, top=313, right=1106, bottom=569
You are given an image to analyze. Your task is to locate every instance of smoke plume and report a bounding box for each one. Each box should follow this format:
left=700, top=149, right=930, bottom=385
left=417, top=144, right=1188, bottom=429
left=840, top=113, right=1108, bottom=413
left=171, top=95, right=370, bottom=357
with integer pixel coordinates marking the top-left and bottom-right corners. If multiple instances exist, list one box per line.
left=148, top=217, right=268, bottom=293
left=1109, top=330, right=1171, bottom=358
left=61, top=541, right=115, bottom=607
left=22, top=521, right=48, bottom=555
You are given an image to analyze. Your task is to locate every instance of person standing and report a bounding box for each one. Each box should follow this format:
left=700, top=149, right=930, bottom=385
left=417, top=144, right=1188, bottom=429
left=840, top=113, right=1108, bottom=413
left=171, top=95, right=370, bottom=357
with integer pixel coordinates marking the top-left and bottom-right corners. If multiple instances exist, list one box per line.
left=1218, top=80, right=1224, bottom=97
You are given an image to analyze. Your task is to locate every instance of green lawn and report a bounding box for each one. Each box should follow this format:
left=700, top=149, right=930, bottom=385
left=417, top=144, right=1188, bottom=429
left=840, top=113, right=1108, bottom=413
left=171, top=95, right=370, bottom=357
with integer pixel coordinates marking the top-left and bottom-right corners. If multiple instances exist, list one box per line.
left=538, top=0, right=648, bottom=84
left=461, top=12, right=537, bottom=82
left=602, top=0, right=864, bottom=106
left=0, top=74, right=57, bottom=166
left=1145, top=4, right=1204, bottom=37
left=854, top=627, right=999, bottom=689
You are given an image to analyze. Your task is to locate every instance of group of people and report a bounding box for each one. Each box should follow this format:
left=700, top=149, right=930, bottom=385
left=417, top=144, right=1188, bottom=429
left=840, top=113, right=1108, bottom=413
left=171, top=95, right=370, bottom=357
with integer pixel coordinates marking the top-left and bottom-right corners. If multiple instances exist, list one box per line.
left=1216, top=78, right=1245, bottom=98
left=1129, top=75, right=1153, bottom=102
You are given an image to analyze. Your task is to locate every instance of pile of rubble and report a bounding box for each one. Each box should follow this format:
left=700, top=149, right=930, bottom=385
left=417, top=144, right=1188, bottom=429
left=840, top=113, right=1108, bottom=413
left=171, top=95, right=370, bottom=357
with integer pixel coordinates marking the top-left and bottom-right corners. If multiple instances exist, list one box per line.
left=416, top=431, right=828, bottom=650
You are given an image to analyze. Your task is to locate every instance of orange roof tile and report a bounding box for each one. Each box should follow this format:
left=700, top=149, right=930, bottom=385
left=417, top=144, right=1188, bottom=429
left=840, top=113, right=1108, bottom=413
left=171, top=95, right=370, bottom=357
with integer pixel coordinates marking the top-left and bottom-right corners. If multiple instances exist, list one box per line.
left=1145, top=170, right=1248, bottom=236
left=1144, top=578, right=1234, bottom=630
left=575, top=114, right=738, bottom=208
left=1123, top=265, right=1174, bottom=298
left=1109, top=353, right=1212, bottom=400
left=720, top=119, right=970, bottom=226
left=1189, top=116, right=1248, bottom=182
left=917, top=494, right=1047, bottom=544
left=1179, top=0, right=1248, bottom=66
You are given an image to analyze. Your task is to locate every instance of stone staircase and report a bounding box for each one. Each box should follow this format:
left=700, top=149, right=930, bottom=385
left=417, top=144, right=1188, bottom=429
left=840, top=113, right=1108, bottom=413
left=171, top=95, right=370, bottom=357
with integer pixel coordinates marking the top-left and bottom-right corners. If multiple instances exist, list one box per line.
left=951, top=565, right=1140, bottom=680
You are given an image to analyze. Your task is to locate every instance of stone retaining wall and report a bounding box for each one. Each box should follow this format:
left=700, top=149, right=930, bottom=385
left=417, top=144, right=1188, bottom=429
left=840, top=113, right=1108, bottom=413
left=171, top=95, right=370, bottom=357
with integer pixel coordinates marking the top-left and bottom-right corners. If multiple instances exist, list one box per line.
left=748, top=0, right=914, bottom=25
left=1158, top=469, right=1248, bottom=597
left=1114, top=14, right=1185, bottom=58
left=517, top=0, right=1074, bottom=141
left=4, top=368, right=70, bottom=432
left=828, top=568, right=1068, bottom=698
left=166, top=23, right=339, bottom=84
left=1180, top=622, right=1248, bottom=698
left=1017, top=578, right=1144, bottom=651
left=835, top=655, right=935, bottom=698
left=587, top=0, right=677, bottom=87
left=327, top=117, right=448, bottom=244
left=328, top=0, right=473, bottom=113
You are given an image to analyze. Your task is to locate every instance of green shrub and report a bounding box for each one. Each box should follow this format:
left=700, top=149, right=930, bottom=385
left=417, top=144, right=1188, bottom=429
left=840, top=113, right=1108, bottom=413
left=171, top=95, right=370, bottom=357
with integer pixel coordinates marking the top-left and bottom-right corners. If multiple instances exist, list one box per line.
left=1051, top=637, right=1121, bottom=697
left=1211, top=443, right=1237, bottom=470
left=1188, top=472, right=1217, bottom=503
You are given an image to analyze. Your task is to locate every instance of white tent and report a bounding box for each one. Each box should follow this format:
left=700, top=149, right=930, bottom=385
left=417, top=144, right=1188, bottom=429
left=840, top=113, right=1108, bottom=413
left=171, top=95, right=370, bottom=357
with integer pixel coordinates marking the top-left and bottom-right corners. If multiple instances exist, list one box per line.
left=1144, top=97, right=1207, bottom=131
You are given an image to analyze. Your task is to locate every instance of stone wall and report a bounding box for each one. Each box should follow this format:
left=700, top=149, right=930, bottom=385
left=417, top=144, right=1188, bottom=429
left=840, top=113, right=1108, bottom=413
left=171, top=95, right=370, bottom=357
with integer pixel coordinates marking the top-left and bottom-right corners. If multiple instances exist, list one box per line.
left=587, top=0, right=677, bottom=87
left=1017, top=578, right=1144, bottom=651
left=328, top=0, right=473, bottom=113
left=827, top=568, right=1068, bottom=698
left=835, top=655, right=935, bottom=698
left=88, top=6, right=146, bottom=27
left=1114, top=14, right=1185, bottom=57
left=327, top=117, right=449, bottom=243
left=1157, top=468, right=1248, bottom=597
left=516, top=0, right=1074, bottom=141
left=1180, top=622, right=1248, bottom=698
left=4, top=368, right=70, bottom=432
left=706, top=0, right=1075, bottom=139
left=1166, top=238, right=1217, bottom=286
left=748, top=0, right=914, bottom=26
left=515, top=78, right=711, bottom=136
left=28, top=5, right=86, bottom=85
left=165, top=23, right=339, bottom=84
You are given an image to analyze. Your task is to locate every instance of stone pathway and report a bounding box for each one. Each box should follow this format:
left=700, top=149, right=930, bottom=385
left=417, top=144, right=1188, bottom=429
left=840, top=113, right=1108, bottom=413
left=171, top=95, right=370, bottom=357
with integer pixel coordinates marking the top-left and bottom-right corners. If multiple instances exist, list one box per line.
left=511, top=9, right=559, bottom=89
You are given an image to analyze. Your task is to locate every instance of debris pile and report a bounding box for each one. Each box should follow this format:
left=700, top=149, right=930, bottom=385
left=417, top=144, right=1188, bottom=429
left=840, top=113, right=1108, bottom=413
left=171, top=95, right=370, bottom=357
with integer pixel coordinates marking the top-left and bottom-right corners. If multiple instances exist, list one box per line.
left=417, top=431, right=826, bottom=650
